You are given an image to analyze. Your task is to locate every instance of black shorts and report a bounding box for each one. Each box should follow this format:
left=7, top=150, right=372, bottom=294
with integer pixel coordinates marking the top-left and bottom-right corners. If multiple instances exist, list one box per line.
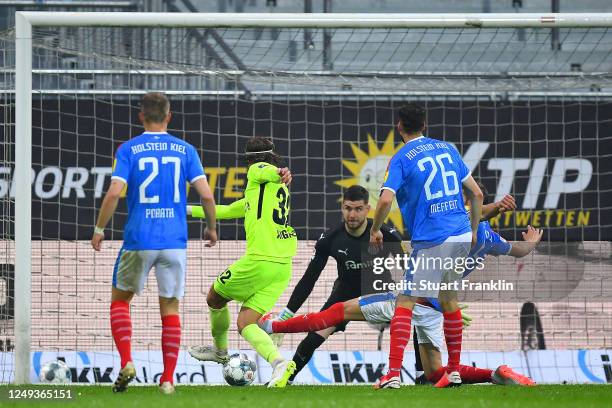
left=319, top=281, right=361, bottom=333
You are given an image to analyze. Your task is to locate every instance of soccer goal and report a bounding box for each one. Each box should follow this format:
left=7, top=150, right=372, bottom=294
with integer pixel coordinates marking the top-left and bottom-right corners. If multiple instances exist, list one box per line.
left=4, top=12, right=612, bottom=385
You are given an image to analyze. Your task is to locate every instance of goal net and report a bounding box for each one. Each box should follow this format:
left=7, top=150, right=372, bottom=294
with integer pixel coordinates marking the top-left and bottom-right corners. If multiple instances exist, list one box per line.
left=2, top=13, right=612, bottom=385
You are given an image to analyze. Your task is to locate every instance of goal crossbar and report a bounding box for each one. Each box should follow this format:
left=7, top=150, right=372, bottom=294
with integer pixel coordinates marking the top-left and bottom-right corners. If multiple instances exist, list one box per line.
left=15, top=12, right=612, bottom=28
left=13, top=11, right=612, bottom=384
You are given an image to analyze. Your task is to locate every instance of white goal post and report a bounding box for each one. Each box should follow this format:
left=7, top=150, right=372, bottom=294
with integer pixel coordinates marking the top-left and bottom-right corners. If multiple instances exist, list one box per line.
left=13, top=11, right=612, bottom=385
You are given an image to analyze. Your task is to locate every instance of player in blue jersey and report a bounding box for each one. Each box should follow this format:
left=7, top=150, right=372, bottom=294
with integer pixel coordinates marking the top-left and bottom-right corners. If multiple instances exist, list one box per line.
left=411, top=182, right=540, bottom=384
left=261, top=223, right=540, bottom=386
left=91, top=93, right=218, bottom=395
left=261, top=224, right=541, bottom=387
left=369, top=104, right=484, bottom=389
left=261, top=185, right=541, bottom=387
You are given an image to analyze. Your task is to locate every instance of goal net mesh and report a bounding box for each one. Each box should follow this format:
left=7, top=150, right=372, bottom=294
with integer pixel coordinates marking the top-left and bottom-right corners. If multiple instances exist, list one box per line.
left=1, top=23, right=611, bottom=383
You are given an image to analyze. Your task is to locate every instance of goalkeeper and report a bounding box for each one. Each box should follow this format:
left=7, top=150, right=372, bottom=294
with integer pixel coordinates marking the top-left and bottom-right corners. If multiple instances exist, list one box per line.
left=187, top=137, right=297, bottom=388
left=260, top=221, right=543, bottom=386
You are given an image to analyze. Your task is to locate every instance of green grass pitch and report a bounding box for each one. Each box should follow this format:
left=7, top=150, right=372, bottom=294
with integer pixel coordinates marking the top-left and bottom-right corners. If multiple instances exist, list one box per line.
left=1, top=385, right=611, bottom=408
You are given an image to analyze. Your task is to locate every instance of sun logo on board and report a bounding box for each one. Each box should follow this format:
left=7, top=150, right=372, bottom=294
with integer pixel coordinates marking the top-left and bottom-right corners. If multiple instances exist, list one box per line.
left=335, top=131, right=405, bottom=235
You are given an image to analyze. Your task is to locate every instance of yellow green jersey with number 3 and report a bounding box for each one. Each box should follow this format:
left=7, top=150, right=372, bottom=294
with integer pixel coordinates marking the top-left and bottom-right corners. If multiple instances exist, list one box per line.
left=190, top=162, right=297, bottom=263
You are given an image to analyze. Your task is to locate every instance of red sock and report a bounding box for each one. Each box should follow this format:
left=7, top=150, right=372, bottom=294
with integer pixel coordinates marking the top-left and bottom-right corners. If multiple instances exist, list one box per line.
left=387, top=306, right=412, bottom=376
left=456, top=365, right=493, bottom=383
left=110, top=300, right=132, bottom=368
left=161, top=314, right=181, bottom=384
left=427, top=366, right=446, bottom=383
left=272, top=302, right=344, bottom=333
left=443, top=309, right=463, bottom=372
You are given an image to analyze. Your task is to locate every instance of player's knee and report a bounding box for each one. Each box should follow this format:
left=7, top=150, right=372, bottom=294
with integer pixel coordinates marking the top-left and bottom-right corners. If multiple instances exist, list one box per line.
left=236, top=320, right=246, bottom=334
left=206, top=286, right=225, bottom=309
left=439, top=299, right=459, bottom=312
left=159, top=296, right=179, bottom=316
left=236, top=315, right=255, bottom=333
left=395, top=294, right=415, bottom=309
left=111, top=287, right=134, bottom=303
left=342, top=300, right=359, bottom=320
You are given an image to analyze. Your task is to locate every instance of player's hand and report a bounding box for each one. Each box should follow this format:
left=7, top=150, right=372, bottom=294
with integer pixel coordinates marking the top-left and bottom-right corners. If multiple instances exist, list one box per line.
left=471, top=231, right=478, bottom=248
left=204, top=227, right=218, bottom=247
left=522, top=225, right=543, bottom=243
left=278, top=167, right=292, bottom=186
left=459, top=303, right=472, bottom=328
left=91, top=232, right=104, bottom=251
left=496, top=194, right=516, bottom=213
left=369, top=228, right=384, bottom=254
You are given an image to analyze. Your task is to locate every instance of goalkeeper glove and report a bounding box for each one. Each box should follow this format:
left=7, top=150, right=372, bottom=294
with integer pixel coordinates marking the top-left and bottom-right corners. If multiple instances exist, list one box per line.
left=270, top=308, right=294, bottom=348
left=277, top=307, right=295, bottom=321
left=459, top=303, right=473, bottom=328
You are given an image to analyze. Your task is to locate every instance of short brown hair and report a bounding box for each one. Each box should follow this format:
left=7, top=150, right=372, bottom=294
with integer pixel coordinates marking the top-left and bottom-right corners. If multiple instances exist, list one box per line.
left=343, top=185, right=369, bottom=203
left=141, top=92, right=170, bottom=123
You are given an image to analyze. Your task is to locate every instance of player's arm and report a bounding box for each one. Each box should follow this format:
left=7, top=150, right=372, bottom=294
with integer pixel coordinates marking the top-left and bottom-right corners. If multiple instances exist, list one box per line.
left=462, top=175, right=484, bottom=247
left=283, top=236, right=331, bottom=317
left=371, top=158, right=402, bottom=250
left=450, top=145, right=483, bottom=246
left=92, top=144, right=129, bottom=251
left=482, top=195, right=516, bottom=220
left=188, top=198, right=246, bottom=220
left=247, top=162, right=292, bottom=185
left=187, top=145, right=217, bottom=246
left=370, top=190, right=394, bottom=251
left=380, top=224, right=406, bottom=259
left=91, top=179, right=124, bottom=251
left=508, top=225, right=543, bottom=258
left=191, top=177, right=217, bottom=247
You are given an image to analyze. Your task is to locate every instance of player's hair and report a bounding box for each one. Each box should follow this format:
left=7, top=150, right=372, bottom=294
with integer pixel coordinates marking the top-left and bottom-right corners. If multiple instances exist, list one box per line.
left=465, top=180, right=491, bottom=205
left=245, top=137, right=282, bottom=167
left=343, top=185, right=369, bottom=203
left=140, top=92, right=170, bottom=123
left=398, top=104, right=426, bottom=134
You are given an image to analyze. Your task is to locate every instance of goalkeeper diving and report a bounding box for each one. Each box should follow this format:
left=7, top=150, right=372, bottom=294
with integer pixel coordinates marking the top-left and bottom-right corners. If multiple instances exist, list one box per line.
left=187, top=137, right=297, bottom=388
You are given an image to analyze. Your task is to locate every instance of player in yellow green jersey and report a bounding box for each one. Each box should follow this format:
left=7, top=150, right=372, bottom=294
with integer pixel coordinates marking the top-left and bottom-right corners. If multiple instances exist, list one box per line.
left=187, top=137, right=297, bottom=388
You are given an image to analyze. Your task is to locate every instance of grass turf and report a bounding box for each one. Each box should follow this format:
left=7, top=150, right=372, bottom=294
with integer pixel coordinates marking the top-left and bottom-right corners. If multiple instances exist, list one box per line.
left=0, top=385, right=610, bottom=408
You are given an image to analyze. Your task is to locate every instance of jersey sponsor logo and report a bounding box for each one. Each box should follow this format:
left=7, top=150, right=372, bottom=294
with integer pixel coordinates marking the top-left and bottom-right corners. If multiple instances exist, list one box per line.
left=276, top=229, right=297, bottom=240
left=338, top=248, right=349, bottom=256
left=345, top=259, right=375, bottom=270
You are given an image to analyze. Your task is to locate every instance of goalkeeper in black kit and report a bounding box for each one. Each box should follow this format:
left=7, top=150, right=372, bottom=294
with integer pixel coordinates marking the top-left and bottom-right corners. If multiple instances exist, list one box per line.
left=272, top=185, right=403, bottom=383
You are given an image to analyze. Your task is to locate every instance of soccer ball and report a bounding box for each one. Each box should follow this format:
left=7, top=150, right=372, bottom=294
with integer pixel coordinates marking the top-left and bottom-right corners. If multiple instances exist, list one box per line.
left=222, top=353, right=256, bottom=386
left=39, top=360, right=72, bottom=384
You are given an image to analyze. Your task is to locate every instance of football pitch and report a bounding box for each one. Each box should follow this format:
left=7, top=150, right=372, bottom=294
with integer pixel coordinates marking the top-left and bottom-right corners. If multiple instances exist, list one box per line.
left=1, top=385, right=610, bottom=408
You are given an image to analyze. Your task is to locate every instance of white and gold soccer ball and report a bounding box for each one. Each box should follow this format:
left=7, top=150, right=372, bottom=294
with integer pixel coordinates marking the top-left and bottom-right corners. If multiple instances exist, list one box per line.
left=39, top=360, right=72, bottom=384
left=222, top=353, right=257, bottom=386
